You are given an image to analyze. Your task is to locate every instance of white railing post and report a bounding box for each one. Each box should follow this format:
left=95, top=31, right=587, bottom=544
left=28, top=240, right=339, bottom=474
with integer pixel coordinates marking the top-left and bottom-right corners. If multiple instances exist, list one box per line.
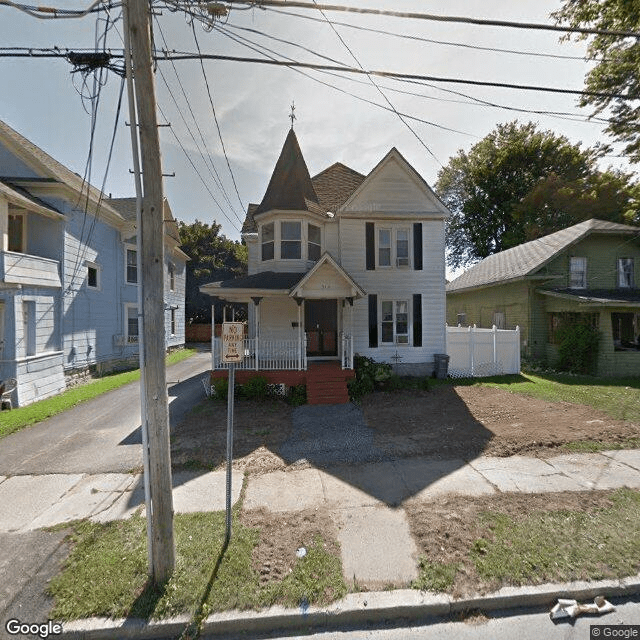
left=492, top=324, right=497, bottom=370
left=516, top=325, right=521, bottom=373
left=469, top=325, right=475, bottom=376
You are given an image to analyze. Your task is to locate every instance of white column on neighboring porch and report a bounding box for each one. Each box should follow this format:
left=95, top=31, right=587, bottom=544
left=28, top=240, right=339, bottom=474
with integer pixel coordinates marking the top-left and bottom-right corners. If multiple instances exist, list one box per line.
left=252, top=297, right=261, bottom=371
left=0, top=196, right=9, bottom=252
left=295, top=298, right=303, bottom=370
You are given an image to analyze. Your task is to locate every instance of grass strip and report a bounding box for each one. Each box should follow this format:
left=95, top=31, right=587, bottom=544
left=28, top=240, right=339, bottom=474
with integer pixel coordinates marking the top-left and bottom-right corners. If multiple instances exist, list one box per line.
left=472, top=489, right=640, bottom=585
left=48, top=512, right=345, bottom=622
left=0, top=348, right=196, bottom=439
left=412, top=488, right=640, bottom=593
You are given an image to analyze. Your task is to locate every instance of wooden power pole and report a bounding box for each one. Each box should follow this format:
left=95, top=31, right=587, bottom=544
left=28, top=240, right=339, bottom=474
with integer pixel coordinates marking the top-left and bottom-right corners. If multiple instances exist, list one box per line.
left=124, top=0, right=175, bottom=584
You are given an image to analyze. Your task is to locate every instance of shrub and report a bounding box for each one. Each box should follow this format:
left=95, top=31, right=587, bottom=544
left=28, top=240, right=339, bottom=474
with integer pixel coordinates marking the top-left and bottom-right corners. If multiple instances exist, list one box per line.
left=211, top=377, right=229, bottom=401
left=348, top=355, right=393, bottom=400
left=556, top=323, right=600, bottom=375
left=240, top=375, right=270, bottom=400
left=288, top=384, right=307, bottom=406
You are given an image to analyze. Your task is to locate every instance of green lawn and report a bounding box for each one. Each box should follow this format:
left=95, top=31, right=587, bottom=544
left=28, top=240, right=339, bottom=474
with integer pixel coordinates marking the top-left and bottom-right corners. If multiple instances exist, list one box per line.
left=48, top=512, right=345, bottom=623
left=437, top=371, right=640, bottom=424
left=0, top=348, right=196, bottom=440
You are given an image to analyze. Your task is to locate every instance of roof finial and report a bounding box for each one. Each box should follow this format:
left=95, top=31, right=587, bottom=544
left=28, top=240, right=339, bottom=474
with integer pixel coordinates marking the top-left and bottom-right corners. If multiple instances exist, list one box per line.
left=289, top=101, right=296, bottom=129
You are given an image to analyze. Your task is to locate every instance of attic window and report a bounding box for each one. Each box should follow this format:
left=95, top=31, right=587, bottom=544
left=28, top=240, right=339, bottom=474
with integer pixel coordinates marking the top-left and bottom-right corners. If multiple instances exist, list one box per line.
left=569, top=257, right=587, bottom=289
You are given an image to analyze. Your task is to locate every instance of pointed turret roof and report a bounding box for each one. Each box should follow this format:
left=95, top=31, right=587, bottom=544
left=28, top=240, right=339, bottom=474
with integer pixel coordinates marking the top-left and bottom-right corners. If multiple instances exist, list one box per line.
left=254, top=128, right=322, bottom=216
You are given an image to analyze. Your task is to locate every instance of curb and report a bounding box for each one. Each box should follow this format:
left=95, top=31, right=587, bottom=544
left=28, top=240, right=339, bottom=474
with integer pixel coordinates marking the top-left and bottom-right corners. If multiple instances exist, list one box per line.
left=57, top=574, right=640, bottom=639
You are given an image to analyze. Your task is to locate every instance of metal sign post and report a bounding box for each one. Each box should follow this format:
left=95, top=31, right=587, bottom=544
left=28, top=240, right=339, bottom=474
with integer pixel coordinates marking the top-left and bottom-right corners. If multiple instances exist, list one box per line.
left=221, top=322, right=243, bottom=544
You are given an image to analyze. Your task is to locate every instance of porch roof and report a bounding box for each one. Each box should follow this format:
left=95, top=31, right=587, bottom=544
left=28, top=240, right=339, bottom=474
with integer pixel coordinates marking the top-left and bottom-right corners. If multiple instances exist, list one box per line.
left=201, top=271, right=306, bottom=301
left=539, top=288, right=640, bottom=307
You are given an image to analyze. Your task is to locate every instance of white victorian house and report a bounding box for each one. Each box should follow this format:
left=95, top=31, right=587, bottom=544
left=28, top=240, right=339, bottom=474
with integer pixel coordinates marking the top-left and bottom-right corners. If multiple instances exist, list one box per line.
left=201, top=127, right=449, bottom=403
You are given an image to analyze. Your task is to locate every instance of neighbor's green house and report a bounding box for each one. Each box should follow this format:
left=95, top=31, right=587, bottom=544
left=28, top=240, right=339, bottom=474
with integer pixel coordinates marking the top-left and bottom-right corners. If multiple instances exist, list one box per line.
left=446, top=219, right=640, bottom=376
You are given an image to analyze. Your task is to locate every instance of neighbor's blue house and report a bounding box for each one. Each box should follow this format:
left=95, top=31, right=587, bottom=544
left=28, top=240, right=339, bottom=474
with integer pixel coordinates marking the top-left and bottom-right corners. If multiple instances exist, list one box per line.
left=0, top=119, right=187, bottom=406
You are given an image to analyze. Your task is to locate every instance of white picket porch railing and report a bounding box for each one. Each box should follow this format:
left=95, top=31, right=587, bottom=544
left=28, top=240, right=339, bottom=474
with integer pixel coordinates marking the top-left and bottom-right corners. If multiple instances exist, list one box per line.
left=212, top=336, right=308, bottom=371
left=341, top=333, right=354, bottom=370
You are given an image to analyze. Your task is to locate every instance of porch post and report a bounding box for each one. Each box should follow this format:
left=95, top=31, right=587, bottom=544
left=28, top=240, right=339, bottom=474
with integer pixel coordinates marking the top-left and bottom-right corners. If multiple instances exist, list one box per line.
left=252, top=297, right=261, bottom=371
left=0, top=197, right=8, bottom=252
left=295, top=297, right=304, bottom=370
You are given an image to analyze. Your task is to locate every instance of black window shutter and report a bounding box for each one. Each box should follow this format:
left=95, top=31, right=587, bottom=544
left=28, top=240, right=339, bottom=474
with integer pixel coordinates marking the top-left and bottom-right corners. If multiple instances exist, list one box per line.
left=366, top=222, right=375, bottom=270
left=413, top=223, right=423, bottom=270
left=413, top=294, right=422, bottom=347
left=368, top=294, right=378, bottom=348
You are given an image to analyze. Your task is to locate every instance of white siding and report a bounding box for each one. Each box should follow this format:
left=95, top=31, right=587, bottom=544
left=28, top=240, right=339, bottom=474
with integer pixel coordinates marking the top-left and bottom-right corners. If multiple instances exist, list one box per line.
left=258, top=297, right=300, bottom=341
left=340, top=217, right=446, bottom=364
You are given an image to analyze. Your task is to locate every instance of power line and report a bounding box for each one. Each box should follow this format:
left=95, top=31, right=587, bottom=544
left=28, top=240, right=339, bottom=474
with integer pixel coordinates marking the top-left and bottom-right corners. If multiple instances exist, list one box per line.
left=210, top=22, right=476, bottom=137
left=0, top=0, right=119, bottom=19
left=153, top=52, right=640, bottom=101
left=214, top=0, right=640, bottom=39
left=264, top=7, right=606, bottom=63
left=157, top=102, right=242, bottom=233
left=153, top=18, right=245, bottom=223
left=190, top=22, right=245, bottom=215
left=308, top=0, right=442, bottom=167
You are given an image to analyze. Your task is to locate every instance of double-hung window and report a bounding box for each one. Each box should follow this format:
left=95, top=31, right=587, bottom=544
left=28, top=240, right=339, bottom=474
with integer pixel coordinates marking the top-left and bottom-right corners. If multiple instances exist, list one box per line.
left=281, top=221, right=302, bottom=259
left=396, top=229, right=409, bottom=267
left=261, top=222, right=274, bottom=261
left=378, top=229, right=391, bottom=266
left=168, top=262, right=176, bottom=291
left=126, top=247, right=138, bottom=284
left=125, top=304, right=139, bottom=343
left=87, top=262, right=100, bottom=290
left=8, top=211, right=25, bottom=253
left=308, top=223, right=321, bottom=261
left=618, top=258, right=634, bottom=288
left=381, top=300, right=409, bottom=345
left=569, top=257, right=587, bottom=289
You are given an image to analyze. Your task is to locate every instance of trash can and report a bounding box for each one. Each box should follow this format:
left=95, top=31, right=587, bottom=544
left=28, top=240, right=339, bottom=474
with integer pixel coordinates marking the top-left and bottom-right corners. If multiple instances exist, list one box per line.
left=434, top=354, right=450, bottom=379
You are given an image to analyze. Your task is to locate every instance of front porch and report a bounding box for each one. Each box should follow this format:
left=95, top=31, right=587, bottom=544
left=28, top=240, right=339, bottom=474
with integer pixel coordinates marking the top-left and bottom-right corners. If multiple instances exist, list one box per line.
left=210, top=360, right=355, bottom=405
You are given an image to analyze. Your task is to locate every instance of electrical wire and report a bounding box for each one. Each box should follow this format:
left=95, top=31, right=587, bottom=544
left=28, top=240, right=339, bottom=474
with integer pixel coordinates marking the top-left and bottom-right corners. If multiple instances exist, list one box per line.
left=264, top=7, right=608, bottom=63
left=157, top=101, right=242, bottom=233
left=190, top=22, right=245, bottom=215
left=0, top=0, right=119, bottom=19
left=309, top=0, right=442, bottom=167
left=153, top=18, right=245, bottom=223
left=215, top=0, right=640, bottom=39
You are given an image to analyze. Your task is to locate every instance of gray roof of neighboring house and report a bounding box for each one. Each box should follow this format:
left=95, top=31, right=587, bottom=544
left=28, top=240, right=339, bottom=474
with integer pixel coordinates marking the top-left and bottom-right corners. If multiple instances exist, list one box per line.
left=447, top=219, right=640, bottom=293
left=206, top=271, right=305, bottom=291
left=107, top=196, right=182, bottom=244
left=0, top=119, right=122, bottom=217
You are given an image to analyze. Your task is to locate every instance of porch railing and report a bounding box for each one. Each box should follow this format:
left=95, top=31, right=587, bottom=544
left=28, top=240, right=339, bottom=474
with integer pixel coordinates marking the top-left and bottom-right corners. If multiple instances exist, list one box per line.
left=212, top=337, right=307, bottom=371
left=341, top=333, right=353, bottom=370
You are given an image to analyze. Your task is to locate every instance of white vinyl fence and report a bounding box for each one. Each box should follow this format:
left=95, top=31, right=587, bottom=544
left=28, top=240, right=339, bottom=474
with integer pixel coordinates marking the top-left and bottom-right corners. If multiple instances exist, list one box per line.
left=446, top=325, right=521, bottom=378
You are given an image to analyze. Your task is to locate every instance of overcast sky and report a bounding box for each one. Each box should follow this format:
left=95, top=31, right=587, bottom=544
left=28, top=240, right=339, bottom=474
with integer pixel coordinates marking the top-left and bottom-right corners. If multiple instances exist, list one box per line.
left=0, top=0, right=636, bottom=251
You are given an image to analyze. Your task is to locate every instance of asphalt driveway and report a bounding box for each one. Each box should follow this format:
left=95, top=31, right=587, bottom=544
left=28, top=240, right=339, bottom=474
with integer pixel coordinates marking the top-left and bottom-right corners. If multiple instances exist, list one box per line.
left=0, top=349, right=212, bottom=475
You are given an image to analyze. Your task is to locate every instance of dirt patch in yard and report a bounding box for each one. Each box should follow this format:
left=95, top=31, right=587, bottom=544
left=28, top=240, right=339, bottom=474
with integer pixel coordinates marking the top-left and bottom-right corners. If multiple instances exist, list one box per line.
left=240, top=507, right=340, bottom=586
left=362, top=385, right=640, bottom=459
left=172, top=385, right=640, bottom=473
left=171, top=399, right=292, bottom=474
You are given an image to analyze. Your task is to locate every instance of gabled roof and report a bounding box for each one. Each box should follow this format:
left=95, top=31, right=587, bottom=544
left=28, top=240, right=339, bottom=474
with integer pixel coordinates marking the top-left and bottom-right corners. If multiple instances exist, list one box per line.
left=253, top=128, right=323, bottom=216
left=107, top=196, right=181, bottom=244
left=0, top=179, right=64, bottom=219
left=340, top=147, right=450, bottom=216
left=0, top=119, right=122, bottom=219
left=289, top=252, right=366, bottom=299
left=447, top=219, right=640, bottom=293
left=312, top=162, right=366, bottom=213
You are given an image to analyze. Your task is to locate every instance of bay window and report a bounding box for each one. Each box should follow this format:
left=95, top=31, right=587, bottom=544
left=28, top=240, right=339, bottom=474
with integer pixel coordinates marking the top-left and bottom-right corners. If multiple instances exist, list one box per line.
left=308, top=223, right=321, bottom=261
left=281, top=221, right=302, bottom=259
left=261, top=222, right=274, bottom=261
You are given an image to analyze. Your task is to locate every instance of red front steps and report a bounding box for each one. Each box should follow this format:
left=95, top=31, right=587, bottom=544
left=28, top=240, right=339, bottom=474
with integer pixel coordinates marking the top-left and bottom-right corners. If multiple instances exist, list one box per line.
left=306, top=361, right=354, bottom=405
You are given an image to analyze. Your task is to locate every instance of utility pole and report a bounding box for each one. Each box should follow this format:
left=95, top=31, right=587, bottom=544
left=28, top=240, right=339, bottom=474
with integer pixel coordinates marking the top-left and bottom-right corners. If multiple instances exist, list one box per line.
left=124, top=0, right=175, bottom=584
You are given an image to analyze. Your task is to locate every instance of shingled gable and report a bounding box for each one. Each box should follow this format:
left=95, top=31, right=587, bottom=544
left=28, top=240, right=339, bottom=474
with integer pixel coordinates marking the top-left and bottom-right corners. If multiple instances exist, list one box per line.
left=253, top=127, right=324, bottom=218
left=447, top=218, right=640, bottom=293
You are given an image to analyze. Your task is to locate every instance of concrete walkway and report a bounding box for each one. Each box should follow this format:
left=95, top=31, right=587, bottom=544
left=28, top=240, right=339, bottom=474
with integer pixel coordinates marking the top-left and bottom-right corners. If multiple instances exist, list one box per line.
left=2, top=449, right=640, bottom=591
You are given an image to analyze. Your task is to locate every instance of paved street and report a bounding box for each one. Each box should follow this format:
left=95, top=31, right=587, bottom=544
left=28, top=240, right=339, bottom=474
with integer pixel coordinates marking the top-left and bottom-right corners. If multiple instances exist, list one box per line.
left=0, top=349, right=212, bottom=475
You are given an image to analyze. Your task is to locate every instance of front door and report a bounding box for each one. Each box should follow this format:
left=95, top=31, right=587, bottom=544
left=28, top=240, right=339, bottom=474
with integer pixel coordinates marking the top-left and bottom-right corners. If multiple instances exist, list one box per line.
left=305, top=299, right=338, bottom=357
